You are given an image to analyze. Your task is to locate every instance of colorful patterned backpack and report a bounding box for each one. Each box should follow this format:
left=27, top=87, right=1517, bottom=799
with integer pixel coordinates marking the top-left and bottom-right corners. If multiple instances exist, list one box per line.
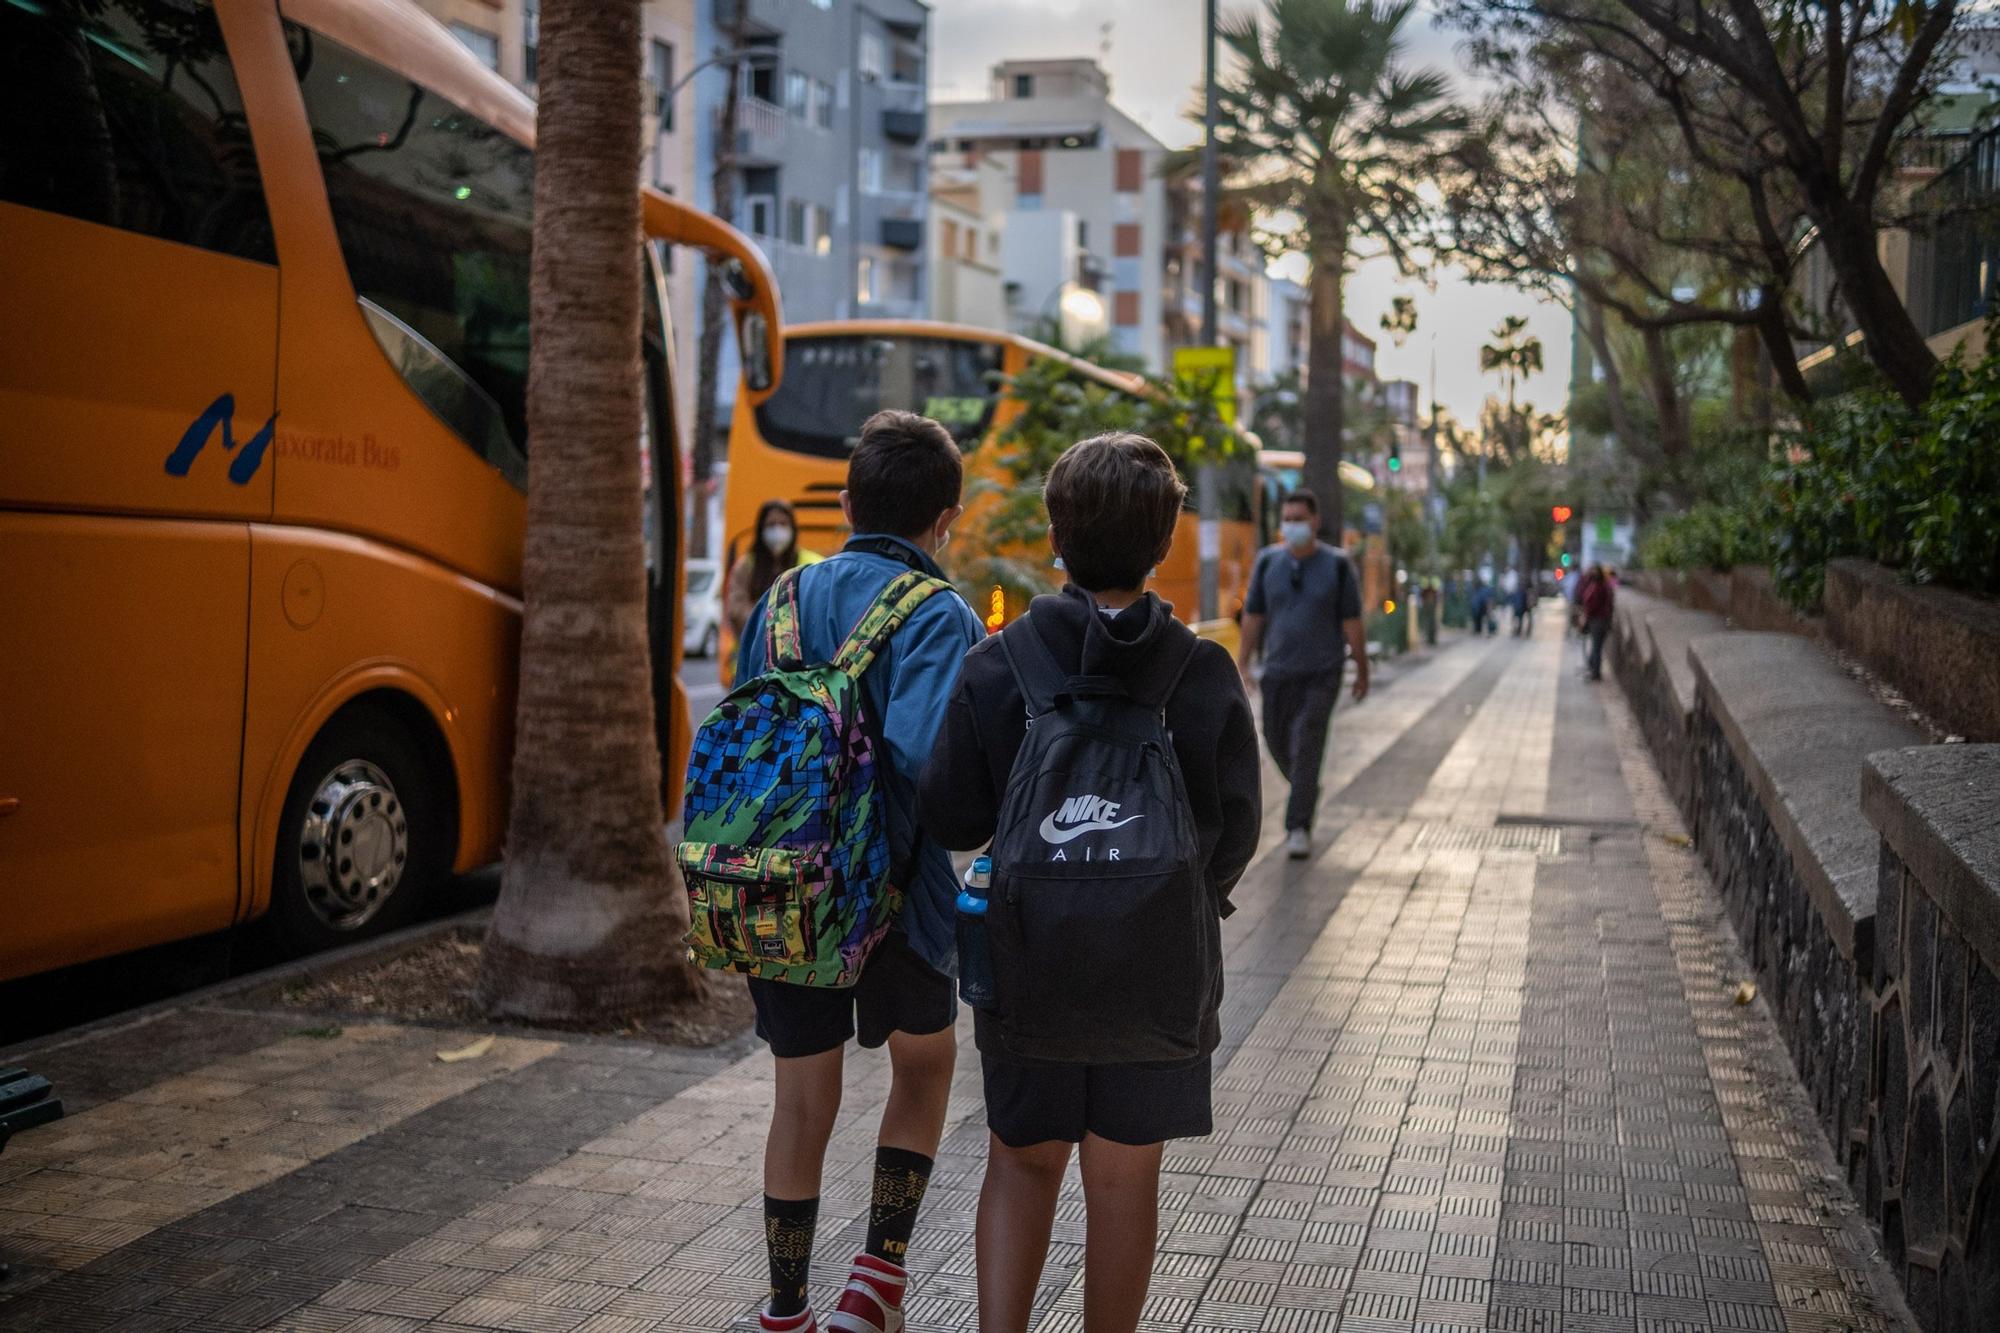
left=678, top=565, right=949, bottom=987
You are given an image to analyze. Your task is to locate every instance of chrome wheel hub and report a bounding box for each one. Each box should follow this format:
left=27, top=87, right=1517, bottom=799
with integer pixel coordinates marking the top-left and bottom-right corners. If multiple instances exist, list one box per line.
left=298, top=759, right=408, bottom=930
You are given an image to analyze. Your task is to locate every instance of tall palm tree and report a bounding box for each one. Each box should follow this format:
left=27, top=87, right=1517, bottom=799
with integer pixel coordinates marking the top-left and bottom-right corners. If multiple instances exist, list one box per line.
left=477, top=0, right=698, bottom=1022
left=1479, top=314, right=1542, bottom=415
left=1197, top=0, right=1465, bottom=539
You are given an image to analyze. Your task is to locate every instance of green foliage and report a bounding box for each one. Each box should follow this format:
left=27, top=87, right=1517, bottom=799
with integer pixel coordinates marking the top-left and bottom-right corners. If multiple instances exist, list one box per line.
left=1766, top=349, right=2000, bottom=607
left=951, top=355, right=1244, bottom=606
left=1636, top=502, right=1766, bottom=573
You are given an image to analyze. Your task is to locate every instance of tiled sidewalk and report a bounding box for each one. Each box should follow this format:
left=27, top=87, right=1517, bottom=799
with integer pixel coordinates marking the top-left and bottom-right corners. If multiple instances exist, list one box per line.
left=0, top=624, right=1911, bottom=1332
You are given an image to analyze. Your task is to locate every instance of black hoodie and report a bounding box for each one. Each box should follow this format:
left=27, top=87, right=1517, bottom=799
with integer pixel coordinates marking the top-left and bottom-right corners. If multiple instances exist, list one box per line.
left=919, top=584, right=1263, bottom=924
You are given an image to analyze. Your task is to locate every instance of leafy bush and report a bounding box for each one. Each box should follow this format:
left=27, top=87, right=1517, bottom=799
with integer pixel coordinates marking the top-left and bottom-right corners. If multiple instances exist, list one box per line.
left=1637, top=501, right=1765, bottom=573
left=1767, top=350, right=2000, bottom=609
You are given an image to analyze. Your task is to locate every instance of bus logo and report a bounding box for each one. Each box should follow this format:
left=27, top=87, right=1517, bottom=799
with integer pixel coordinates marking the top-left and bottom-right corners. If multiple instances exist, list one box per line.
left=164, top=393, right=279, bottom=485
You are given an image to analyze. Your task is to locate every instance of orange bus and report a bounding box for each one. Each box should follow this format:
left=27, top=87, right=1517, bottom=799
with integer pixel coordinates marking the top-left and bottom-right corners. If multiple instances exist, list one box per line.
left=0, top=0, right=781, bottom=982
left=721, top=320, right=1262, bottom=654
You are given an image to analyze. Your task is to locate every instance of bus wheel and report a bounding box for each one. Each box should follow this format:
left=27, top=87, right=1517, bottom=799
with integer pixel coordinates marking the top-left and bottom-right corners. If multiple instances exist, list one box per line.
left=270, top=707, right=444, bottom=953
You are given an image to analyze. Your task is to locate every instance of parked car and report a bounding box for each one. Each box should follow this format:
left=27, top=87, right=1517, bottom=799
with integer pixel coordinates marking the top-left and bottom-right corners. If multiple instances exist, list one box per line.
left=683, top=559, right=721, bottom=658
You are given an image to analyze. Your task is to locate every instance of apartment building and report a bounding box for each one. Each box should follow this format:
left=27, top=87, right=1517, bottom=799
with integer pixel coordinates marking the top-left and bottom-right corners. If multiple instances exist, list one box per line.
left=928, top=151, right=1011, bottom=330
left=696, top=0, right=931, bottom=325
left=412, top=0, right=701, bottom=444
left=932, top=58, right=1168, bottom=368
left=1161, top=175, right=1270, bottom=394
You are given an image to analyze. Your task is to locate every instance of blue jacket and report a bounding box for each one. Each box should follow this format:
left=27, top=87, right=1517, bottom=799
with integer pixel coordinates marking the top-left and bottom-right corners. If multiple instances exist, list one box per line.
left=736, top=534, right=984, bottom=977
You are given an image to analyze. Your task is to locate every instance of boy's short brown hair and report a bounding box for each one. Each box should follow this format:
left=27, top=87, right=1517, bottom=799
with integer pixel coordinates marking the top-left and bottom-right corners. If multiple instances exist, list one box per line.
left=1044, top=432, right=1188, bottom=591
left=848, top=410, right=963, bottom=538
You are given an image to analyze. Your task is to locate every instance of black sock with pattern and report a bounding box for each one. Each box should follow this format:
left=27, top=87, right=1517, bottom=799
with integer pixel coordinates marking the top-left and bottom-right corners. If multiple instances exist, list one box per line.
left=864, top=1146, right=934, bottom=1264
left=763, top=1194, right=818, bottom=1317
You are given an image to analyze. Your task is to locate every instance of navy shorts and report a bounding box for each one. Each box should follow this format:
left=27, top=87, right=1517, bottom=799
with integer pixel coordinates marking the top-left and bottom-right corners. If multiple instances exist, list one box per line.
left=748, top=931, right=956, bottom=1059
left=981, top=1052, right=1213, bottom=1148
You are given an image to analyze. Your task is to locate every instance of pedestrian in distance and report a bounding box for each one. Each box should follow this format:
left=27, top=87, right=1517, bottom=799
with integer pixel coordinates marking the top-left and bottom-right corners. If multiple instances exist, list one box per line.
left=690, top=412, right=985, bottom=1333
left=1579, top=563, right=1616, bottom=681
left=1235, top=490, right=1369, bottom=860
left=726, top=498, right=820, bottom=639
left=919, top=432, right=1262, bottom=1333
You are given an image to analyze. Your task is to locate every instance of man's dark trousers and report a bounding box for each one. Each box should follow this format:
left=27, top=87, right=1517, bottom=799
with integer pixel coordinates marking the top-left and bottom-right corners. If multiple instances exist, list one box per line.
left=1586, top=615, right=1611, bottom=679
left=1262, top=670, right=1340, bottom=833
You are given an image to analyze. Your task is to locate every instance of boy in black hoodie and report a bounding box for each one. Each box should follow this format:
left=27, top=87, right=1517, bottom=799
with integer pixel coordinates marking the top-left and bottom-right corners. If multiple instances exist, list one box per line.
left=919, top=433, right=1262, bottom=1333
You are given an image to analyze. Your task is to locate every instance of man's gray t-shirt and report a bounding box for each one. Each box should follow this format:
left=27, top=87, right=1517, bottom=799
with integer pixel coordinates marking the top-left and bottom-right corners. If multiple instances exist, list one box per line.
left=1244, top=542, right=1362, bottom=679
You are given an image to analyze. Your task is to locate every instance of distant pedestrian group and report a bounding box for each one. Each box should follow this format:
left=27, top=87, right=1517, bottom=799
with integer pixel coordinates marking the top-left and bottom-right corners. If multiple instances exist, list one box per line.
left=683, top=413, right=1304, bottom=1333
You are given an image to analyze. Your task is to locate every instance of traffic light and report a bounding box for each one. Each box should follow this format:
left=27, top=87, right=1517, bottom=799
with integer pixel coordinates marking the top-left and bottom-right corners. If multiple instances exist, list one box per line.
left=1560, top=552, right=1573, bottom=568
left=1551, top=504, right=1573, bottom=524
left=1387, top=441, right=1402, bottom=473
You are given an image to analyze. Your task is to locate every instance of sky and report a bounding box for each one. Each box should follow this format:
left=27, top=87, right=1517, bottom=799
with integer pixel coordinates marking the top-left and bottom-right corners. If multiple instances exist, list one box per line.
left=926, top=0, right=1575, bottom=428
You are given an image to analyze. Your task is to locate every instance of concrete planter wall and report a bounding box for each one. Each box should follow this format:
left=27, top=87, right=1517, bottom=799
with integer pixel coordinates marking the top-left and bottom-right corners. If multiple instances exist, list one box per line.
left=1859, top=747, right=2000, bottom=1332
left=1825, top=559, right=2000, bottom=743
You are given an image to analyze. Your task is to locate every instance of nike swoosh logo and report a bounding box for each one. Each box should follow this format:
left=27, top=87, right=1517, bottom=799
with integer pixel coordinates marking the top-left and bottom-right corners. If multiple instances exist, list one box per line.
left=1038, top=813, right=1145, bottom=844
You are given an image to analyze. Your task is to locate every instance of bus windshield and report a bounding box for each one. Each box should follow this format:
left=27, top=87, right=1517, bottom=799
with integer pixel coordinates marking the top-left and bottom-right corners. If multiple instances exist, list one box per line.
left=754, top=333, right=1004, bottom=457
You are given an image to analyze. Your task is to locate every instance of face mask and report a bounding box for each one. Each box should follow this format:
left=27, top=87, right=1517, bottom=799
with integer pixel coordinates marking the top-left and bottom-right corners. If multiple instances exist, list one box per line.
left=935, top=527, right=952, bottom=555
left=761, top=525, right=793, bottom=554
left=1280, top=520, right=1315, bottom=549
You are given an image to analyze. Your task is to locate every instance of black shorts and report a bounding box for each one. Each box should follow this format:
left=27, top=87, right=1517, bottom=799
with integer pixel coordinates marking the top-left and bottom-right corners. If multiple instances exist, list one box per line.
left=980, top=1052, right=1213, bottom=1148
left=748, top=931, right=957, bottom=1059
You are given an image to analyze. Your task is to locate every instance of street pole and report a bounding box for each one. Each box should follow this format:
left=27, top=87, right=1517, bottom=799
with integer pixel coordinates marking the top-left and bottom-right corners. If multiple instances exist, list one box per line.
left=1195, top=0, right=1221, bottom=622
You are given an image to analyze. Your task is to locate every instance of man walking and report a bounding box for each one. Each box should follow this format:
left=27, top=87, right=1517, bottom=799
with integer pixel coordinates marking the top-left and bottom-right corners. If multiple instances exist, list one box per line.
left=1579, top=563, right=1615, bottom=681
left=1237, top=491, right=1368, bottom=859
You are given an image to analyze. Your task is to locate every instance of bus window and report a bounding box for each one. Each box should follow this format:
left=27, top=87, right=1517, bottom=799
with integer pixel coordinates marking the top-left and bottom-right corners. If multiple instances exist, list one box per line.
left=288, top=24, right=533, bottom=489
left=754, top=334, right=1004, bottom=457
left=0, top=0, right=275, bottom=264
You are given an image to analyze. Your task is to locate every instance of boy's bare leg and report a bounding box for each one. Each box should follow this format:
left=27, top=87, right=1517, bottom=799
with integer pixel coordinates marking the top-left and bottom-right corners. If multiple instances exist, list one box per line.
left=879, top=1026, right=956, bottom=1156
left=766, top=1047, right=845, bottom=1197
left=1077, top=1133, right=1164, bottom=1333
left=976, top=1136, right=1070, bottom=1333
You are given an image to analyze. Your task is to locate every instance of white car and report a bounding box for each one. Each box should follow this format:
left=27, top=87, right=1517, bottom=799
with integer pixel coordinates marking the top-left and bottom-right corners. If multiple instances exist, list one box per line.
left=683, top=559, right=722, bottom=659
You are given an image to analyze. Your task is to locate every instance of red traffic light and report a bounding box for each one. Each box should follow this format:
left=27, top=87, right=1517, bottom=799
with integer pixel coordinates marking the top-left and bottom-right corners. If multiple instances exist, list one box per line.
left=1551, top=505, right=1573, bottom=524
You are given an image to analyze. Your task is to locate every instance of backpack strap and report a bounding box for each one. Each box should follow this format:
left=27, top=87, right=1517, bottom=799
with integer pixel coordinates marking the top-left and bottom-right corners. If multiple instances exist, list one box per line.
left=997, top=615, right=1068, bottom=721
left=830, top=571, right=950, bottom=679
left=764, top=566, right=809, bottom=670
left=1136, top=629, right=1202, bottom=714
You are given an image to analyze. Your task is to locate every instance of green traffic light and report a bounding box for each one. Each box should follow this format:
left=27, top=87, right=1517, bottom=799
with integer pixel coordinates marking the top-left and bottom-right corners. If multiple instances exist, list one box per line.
left=1387, top=456, right=1402, bottom=471
left=1560, top=553, right=1573, bottom=567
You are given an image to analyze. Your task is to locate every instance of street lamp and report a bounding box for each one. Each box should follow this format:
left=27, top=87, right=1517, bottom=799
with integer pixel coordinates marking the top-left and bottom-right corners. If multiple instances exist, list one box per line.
left=667, top=46, right=775, bottom=103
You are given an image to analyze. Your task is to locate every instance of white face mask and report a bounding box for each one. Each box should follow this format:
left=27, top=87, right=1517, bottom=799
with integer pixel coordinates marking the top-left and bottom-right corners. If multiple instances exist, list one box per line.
left=1280, top=520, right=1316, bottom=549
left=761, top=524, right=793, bottom=554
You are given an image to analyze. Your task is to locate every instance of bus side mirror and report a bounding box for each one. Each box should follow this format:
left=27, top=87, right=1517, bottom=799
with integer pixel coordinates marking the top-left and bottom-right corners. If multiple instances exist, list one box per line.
left=738, top=310, right=774, bottom=394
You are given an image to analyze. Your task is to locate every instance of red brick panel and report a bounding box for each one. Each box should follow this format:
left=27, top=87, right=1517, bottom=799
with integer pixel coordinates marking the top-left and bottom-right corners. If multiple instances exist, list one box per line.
left=1115, top=147, right=1143, bottom=193
left=1114, top=290, right=1141, bottom=326
left=1019, top=150, right=1044, bottom=196
left=1113, top=223, right=1142, bottom=257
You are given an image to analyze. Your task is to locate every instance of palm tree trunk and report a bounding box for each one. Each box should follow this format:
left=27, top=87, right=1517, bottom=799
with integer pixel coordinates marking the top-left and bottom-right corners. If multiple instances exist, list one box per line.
left=1303, top=228, right=1348, bottom=540
left=477, top=0, right=698, bottom=1023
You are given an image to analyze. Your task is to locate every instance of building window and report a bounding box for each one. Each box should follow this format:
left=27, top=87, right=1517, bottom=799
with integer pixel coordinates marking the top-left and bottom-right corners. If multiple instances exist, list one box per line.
left=813, top=205, right=833, bottom=255
left=785, top=70, right=809, bottom=121
left=745, top=195, right=776, bottom=238
left=813, top=80, right=835, bottom=129
left=447, top=23, right=500, bottom=70
left=858, top=147, right=883, bottom=194
left=1013, top=73, right=1033, bottom=98
left=964, top=226, right=978, bottom=259
left=941, top=219, right=959, bottom=260
left=1076, top=219, right=1088, bottom=249
left=810, top=0, right=831, bottom=8
left=523, top=0, right=539, bottom=81
left=859, top=33, right=885, bottom=83
left=786, top=199, right=808, bottom=246
left=650, top=40, right=674, bottom=128
left=746, top=48, right=777, bottom=104
left=858, top=255, right=877, bottom=304
left=1, top=0, right=275, bottom=263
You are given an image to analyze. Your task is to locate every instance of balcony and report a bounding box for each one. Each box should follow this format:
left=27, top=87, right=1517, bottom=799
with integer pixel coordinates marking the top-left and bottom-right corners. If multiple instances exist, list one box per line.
left=883, top=107, right=926, bottom=143
left=880, top=216, right=923, bottom=250
left=717, top=97, right=786, bottom=166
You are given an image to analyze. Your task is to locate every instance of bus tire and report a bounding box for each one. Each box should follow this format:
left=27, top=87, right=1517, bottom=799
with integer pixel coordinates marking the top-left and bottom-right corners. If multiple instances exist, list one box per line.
left=268, top=704, right=446, bottom=954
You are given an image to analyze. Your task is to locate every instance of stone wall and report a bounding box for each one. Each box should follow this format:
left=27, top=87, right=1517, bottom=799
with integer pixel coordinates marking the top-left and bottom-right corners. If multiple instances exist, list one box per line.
left=1826, top=559, right=2000, bottom=743
left=1859, top=746, right=2000, bottom=1332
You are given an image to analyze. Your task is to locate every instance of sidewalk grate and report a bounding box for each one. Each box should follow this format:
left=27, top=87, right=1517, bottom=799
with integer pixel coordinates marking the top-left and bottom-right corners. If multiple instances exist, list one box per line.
left=1411, top=822, right=1563, bottom=857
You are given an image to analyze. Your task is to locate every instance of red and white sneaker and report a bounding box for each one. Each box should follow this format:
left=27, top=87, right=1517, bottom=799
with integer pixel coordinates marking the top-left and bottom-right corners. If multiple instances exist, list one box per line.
left=758, top=1304, right=816, bottom=1332
left=824, top=1253, right=908, bottom=1333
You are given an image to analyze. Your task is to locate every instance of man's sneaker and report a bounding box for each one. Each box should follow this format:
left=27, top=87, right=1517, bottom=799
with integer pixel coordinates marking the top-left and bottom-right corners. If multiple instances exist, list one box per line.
left=826, top=1253, right=907, bottom=1333
left=759, top=1304, right=816, bottom=1332
left=1285, top=828, right=1311, bottom=859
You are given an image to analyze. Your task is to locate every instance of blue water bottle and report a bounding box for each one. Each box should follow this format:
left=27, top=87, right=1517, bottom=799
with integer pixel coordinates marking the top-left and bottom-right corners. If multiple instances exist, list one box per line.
left=956, top=855, right=997, bottom=1009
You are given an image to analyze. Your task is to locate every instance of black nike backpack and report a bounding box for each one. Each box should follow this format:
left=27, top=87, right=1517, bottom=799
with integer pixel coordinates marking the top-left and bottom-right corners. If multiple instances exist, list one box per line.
left=984, top=615, right=1221, bottom=1064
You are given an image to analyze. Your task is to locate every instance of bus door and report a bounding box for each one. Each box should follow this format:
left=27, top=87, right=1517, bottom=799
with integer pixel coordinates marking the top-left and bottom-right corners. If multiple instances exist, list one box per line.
left=0, top=0, right=280, bottom=978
